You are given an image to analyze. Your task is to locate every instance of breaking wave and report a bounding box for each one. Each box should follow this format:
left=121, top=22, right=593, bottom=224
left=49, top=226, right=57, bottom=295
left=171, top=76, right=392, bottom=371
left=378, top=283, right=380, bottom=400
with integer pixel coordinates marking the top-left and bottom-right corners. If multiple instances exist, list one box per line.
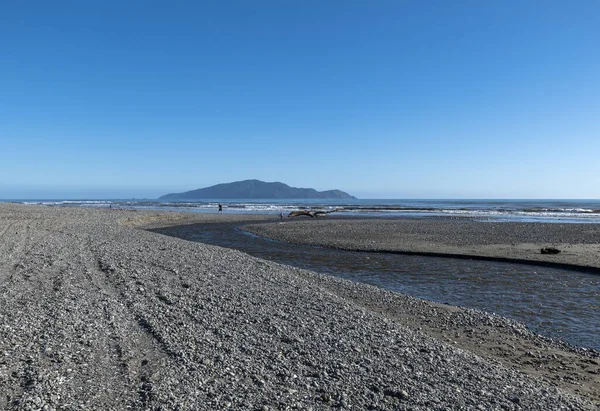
left=14, top=199, right=600, bottom=223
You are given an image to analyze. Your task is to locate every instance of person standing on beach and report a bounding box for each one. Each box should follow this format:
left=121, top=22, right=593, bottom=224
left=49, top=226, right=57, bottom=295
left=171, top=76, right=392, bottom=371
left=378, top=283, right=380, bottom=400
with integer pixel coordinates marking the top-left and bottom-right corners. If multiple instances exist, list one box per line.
left=218, top=203, right=223, bottom=213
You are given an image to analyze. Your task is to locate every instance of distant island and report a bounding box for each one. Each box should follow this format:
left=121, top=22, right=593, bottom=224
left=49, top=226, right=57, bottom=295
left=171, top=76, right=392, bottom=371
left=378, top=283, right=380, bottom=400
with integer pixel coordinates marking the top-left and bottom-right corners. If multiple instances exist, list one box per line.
left=160, top=179, right=356, bottom=200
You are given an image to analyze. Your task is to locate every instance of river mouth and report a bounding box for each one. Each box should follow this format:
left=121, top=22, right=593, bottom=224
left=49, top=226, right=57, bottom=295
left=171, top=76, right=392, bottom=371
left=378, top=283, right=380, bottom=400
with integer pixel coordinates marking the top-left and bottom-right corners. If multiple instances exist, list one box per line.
left=152, top=221, right=600, bottom=350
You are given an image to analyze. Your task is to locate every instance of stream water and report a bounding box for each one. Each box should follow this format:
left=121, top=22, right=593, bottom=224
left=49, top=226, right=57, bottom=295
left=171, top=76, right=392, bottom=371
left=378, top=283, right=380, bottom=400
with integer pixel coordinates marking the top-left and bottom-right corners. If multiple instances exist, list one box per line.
left=157, top=222, right=600, bottom=350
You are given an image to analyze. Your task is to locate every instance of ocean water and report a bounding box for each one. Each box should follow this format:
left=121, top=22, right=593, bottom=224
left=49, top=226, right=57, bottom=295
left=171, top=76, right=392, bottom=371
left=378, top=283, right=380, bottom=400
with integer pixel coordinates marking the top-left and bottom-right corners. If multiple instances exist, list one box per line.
left=10, top=198, right=600, bottom=223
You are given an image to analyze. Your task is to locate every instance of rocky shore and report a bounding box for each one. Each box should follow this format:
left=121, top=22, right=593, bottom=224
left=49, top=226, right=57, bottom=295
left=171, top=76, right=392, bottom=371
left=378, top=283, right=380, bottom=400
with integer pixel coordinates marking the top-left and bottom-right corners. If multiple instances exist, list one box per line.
left=0, top=204, right=598, bottom=409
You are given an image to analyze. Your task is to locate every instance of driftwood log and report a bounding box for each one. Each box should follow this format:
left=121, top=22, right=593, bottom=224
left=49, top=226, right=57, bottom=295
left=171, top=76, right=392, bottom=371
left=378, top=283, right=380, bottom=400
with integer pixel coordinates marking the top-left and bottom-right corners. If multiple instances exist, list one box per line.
left=288, top=208, right=340, bottom=218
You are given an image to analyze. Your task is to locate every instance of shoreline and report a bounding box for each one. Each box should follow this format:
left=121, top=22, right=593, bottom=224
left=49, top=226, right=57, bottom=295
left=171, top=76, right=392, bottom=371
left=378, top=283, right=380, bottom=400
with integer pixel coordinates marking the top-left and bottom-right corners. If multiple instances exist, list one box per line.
left=1, top=204, right=599, bottom=409
left=153, top=218, right=600, bottom=348
left=242, top=217, right=600, bottom=273
left=149, top=214, right=600, bottom=403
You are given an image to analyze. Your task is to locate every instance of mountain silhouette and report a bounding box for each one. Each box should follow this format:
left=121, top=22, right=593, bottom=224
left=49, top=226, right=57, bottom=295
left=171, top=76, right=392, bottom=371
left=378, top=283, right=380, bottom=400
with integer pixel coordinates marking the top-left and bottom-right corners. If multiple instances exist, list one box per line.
left=160, top=179, right=356, bottom=200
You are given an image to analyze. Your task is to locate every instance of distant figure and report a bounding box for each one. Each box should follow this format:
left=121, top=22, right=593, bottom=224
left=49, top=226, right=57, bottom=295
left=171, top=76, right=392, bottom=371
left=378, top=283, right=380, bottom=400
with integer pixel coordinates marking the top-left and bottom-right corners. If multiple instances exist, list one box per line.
left=279, top=210, right=283, bottom=220
left=218, top=203, right=223, bottom=213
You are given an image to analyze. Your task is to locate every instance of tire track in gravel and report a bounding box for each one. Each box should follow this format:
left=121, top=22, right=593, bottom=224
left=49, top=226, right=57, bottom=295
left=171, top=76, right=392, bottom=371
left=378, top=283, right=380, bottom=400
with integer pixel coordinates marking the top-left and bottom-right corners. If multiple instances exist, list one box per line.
left=0, top=223, right=74, bottom=409
left=1, top=216, right=180, bottom=409
left=80, top=236, right=176, bottom=409
left=0, top=220, right=30, bottom=286
left=0, top=225, right=71, bottom=294
left=20, top=218, right=63, bottom=255
left=0, top=220, right=18, bottom=283
left=0, top=220, right=22, bottom=258
left=7, top=220, right=31, bottom=279
left=1, top=226, right=162, bottom=410
left=0, top=220, right=17, bottom=241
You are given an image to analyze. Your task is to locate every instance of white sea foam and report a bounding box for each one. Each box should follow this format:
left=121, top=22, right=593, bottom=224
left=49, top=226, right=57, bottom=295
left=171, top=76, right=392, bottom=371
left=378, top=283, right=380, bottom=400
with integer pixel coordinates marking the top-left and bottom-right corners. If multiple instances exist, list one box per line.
left=14, top=199, right=600, bottom=223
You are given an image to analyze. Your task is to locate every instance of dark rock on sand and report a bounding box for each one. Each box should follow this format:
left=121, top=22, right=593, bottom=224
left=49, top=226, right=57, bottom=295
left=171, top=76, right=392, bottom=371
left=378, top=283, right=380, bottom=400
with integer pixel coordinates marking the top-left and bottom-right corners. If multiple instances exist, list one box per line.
left=541, top=247, right=561, bottom=254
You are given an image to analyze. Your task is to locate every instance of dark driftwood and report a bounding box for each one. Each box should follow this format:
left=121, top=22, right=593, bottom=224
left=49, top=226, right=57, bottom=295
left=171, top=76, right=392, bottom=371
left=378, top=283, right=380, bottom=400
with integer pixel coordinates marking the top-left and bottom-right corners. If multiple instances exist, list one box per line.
left=287, top=209, right=340, bottom=218
left=541, top=247, right=561, bottom=254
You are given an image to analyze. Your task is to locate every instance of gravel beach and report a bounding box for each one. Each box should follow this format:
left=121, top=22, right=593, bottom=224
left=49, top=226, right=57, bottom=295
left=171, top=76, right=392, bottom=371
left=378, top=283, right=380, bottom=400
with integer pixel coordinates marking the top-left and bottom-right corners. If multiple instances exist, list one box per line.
left=244, top=218, right=600, bottom=272
left=1, top=204, right=598, bottom=410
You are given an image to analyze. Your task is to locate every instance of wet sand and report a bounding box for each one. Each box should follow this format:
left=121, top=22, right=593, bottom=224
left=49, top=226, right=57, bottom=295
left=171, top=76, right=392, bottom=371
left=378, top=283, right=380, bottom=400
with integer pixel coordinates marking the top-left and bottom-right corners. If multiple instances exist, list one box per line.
left=0, top=204, right=598, bottom=409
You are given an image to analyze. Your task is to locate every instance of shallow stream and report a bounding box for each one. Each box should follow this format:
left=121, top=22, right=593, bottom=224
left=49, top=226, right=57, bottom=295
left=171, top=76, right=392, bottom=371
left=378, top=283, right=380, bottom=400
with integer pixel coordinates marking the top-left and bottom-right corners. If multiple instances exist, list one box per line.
left=162, top=222, right=600, bottom=350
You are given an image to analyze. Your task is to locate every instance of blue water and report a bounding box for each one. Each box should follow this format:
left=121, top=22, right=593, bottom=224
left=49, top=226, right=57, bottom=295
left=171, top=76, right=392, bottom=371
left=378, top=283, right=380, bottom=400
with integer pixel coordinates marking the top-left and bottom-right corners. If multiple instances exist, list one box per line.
left=8, top=198, right=600, bottom=223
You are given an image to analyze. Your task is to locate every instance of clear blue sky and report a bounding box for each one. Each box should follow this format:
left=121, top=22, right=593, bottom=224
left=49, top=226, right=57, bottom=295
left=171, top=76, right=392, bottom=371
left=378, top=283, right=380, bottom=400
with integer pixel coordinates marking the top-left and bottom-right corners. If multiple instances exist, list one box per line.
left=1, top=1, right=598, bottom=199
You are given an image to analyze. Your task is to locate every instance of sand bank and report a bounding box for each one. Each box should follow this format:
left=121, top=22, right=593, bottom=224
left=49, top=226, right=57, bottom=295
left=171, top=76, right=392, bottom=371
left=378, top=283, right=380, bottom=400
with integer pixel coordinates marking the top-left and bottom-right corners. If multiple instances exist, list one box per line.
left=243, top=218, right=600, bottom=272
left=0, top=204, right=598, bottom=409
